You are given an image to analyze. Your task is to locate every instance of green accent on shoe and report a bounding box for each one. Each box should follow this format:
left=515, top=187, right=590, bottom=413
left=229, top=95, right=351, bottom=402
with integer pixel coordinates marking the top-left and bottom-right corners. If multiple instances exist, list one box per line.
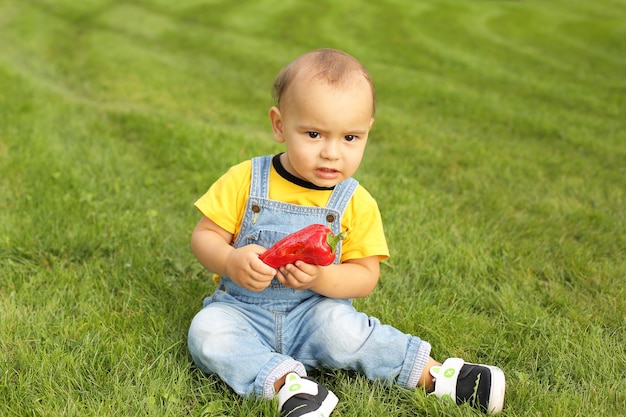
left=444, top=367, right=456, bottom=378
left=473, top=373, right=482, bottom=396
left=289, top=383, right=302, bottom=392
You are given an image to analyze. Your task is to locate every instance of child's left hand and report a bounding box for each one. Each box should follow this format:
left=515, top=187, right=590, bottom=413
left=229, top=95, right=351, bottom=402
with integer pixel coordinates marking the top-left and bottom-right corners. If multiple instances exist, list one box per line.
left=275, top=261, right=325, bottom=291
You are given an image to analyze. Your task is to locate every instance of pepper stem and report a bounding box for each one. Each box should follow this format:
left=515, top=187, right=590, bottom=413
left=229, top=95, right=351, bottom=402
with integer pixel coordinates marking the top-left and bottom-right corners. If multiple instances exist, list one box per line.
left=326, top=230, right=347, bottom=253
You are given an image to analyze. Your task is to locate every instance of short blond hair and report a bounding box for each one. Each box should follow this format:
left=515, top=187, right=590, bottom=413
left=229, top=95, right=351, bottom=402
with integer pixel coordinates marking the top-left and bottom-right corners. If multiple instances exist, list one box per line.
left=271, top=48, right=376, bottom=116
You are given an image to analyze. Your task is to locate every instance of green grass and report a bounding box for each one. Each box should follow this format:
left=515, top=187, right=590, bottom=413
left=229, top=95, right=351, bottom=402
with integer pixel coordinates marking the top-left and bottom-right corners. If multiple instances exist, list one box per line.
left=1, top=0, right=625, bottom=416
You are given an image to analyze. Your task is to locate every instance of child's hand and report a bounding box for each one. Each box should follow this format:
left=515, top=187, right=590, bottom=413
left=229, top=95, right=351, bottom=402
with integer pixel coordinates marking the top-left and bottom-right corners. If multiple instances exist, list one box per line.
left=225, top=244, right=277, bottom=292
left=275, top=261, right=324, bottom=291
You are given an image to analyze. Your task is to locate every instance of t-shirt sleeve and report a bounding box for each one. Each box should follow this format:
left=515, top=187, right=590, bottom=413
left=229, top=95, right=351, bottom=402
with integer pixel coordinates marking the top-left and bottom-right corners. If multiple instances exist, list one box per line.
left=193, top=161, right=251, bottom=236
left=340, top=186, right=390, bottom=262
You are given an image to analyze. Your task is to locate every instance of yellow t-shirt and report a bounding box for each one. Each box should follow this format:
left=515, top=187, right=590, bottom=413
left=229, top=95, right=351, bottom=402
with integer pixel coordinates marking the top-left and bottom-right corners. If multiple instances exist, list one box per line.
left=194, top=157, right=390, bottom=263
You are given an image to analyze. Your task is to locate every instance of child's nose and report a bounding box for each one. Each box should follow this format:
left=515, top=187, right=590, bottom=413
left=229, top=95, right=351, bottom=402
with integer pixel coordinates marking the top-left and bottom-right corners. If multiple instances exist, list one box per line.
left=321, top=139, right=340, bottom=160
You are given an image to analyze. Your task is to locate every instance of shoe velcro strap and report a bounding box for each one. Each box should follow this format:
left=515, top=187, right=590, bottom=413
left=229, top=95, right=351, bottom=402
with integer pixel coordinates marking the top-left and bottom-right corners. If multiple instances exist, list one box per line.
left=430, top=357, right=464, bottom=402
left=277, top=374, right=318, bottom=409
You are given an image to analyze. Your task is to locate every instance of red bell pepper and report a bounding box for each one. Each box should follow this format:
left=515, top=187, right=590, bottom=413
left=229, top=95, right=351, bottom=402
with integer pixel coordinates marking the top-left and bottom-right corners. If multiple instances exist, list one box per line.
left=259, top=224, right=347, bottom=269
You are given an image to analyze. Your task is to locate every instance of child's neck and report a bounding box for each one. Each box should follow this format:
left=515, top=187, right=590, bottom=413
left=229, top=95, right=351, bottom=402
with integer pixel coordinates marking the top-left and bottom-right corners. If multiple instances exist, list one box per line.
left=272, top=153, right=335, bottom=191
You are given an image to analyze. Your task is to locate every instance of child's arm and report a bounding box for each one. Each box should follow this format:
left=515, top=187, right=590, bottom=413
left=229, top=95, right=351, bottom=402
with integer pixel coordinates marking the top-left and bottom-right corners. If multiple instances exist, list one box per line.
left=191, top=215, right=277, bottom=292
left=275, top=256, right=380, bottom=299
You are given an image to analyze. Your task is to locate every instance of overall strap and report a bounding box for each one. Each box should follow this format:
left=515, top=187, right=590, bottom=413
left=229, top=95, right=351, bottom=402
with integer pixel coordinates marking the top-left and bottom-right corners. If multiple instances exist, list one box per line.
left=326, top=177, right=359, bottom=215
left=325, top=177, right=358, bottom=263
left=250, top=155, right=273, bottom=198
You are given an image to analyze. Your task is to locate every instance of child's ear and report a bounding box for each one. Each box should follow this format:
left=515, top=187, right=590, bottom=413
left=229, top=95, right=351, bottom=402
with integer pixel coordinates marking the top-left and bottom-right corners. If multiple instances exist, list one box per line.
left=269, top=107, right=285, bottom=143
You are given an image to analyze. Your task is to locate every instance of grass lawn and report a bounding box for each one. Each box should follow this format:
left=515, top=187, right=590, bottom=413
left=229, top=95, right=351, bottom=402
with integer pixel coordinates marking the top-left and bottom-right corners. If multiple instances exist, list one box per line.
left=1, top=0, right=625, bottom=416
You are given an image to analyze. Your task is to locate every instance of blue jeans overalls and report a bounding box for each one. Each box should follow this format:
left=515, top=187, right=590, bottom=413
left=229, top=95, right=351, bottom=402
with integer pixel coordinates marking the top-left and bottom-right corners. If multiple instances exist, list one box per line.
left=188, top=155, right=431, bottom=398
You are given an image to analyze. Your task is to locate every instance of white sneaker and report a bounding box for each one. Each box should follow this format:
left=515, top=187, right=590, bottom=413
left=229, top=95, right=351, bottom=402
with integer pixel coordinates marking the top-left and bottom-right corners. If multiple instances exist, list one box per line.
left=277, top=373, right=338, bottom=417
left=430, top=358, right=506, bottom=413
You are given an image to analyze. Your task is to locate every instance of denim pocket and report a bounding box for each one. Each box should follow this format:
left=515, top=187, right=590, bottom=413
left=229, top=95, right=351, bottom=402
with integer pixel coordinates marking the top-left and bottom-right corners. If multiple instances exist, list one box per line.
left=245, top=229, right=289, bottom=250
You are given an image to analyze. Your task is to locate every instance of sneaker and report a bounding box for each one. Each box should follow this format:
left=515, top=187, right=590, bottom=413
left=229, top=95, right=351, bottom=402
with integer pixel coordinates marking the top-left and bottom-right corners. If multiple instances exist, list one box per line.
left=430, top=358, right=506, bottom=413
left=277, top=373, right=338, bottom=417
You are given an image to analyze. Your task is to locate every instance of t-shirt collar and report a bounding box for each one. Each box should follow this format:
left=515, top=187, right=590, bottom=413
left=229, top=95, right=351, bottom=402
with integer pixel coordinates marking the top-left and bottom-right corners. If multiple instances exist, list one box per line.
left=272, top=153, right=335, bottom=191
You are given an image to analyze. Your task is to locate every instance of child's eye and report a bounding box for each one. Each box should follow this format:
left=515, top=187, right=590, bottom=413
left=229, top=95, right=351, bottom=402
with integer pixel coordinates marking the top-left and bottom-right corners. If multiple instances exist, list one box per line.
left=307, top=131, right=320, bottom=139
left=344, top=135, right=357, bottom=142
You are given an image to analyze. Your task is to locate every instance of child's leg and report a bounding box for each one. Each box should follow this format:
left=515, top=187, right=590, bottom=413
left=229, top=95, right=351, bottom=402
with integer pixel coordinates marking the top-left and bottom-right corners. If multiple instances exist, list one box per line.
left=286, top=298, right=505, bottom=413
left=419, top=357, right=441, bottom=392
left=187, top=299, right=305, bottom=398
left=286, top=298, right=432, bottom=390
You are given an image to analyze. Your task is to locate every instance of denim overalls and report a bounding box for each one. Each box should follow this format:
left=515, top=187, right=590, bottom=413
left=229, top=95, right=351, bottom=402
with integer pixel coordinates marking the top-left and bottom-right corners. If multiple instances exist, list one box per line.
left=188, top=155, right=431, bottom=398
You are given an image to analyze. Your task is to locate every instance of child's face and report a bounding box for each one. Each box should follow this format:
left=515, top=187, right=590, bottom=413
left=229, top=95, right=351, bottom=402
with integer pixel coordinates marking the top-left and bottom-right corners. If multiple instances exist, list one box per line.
left=270, top=73, right=375, bottom=188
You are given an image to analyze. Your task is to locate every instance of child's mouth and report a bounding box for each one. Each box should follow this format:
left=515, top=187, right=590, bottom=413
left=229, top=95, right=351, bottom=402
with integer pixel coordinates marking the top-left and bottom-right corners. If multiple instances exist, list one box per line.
left=316, top=168, right=340, bottom=179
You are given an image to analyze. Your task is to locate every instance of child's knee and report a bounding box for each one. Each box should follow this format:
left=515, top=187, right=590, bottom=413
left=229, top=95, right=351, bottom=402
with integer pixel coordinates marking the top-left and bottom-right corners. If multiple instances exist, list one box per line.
left=188, top=305, right=241, bottom=355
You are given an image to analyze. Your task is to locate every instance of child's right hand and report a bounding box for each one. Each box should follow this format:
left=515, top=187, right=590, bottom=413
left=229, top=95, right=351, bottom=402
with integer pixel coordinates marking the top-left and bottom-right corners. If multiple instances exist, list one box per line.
left=225, top=244, right=277, bottom=292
